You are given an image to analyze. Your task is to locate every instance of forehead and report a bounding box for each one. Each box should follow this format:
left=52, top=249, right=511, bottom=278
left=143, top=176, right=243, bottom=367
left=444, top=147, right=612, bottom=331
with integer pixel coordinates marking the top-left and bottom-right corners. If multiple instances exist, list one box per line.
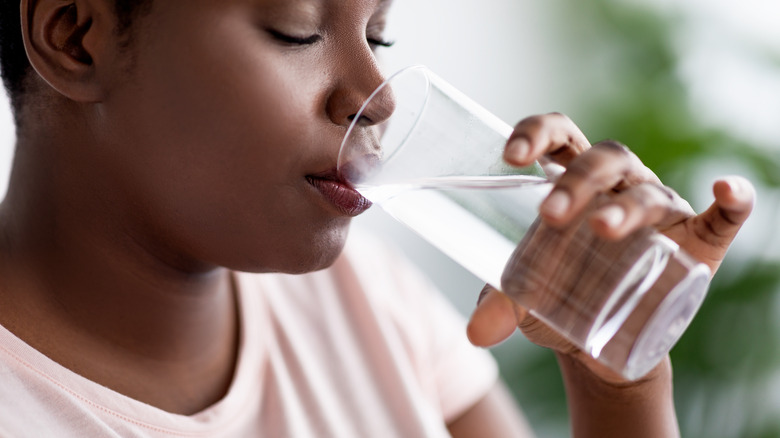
left=259, top=0, right=323, bottom=18
left=256, top=0, right=392, bottom=18
left=136, top=0, right=394, bottom=38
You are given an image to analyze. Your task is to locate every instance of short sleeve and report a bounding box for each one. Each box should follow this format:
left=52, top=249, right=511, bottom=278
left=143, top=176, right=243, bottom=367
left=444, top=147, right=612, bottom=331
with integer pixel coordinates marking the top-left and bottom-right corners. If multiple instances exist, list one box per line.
left=418, top=281, right=500, bottom=422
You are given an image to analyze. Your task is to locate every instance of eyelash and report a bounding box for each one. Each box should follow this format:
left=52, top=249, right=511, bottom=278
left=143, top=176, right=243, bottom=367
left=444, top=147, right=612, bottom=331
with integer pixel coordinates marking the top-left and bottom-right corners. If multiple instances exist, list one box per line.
left=268, top=29, right=394, bottom=49
left=268, top=29, right=322, bottom=45
left=367, top=37, right=395, bottom=49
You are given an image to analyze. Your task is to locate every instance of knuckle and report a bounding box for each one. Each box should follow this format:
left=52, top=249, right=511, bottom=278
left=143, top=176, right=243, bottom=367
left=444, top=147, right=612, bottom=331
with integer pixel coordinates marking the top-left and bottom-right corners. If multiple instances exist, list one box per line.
left=655, top=184, right=679, bottom=203
left=626, top=185, right=656, bottom=209
left=516, top=112, right=571, bottom=132
left=617, top=184, right=667, bottom=213
left=637, top=183, right=677, bottom=209
left=567, top=149, right=627, bottom=184
left=562, top=157, right=595, bottom=180
left=592, top=139, right=631, bottom=155
left=691, top=215, right=732, bottom=244
left=718, top=208, right=743, bottom=226
left=547, top=111, right=571, bottom=122
left=515, top=114, right=545, bottom=131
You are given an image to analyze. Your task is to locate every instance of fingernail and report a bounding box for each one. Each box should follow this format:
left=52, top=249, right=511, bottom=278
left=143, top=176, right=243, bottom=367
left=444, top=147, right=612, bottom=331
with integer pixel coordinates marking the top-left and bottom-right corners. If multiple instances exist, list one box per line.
left=596, top=204, right=625, bottom=228
left=477, top=285, right=491, bottom=306
left=505, top=138, right=530, bottom=162
left=541, top=190, right=570, bottom=219
left=724, top=176, right=746, bottom=196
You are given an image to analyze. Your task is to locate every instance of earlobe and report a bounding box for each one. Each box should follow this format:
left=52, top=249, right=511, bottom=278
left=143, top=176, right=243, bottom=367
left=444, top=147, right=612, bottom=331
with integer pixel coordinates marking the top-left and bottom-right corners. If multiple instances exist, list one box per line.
left=21, top=0, right=111, bottom=102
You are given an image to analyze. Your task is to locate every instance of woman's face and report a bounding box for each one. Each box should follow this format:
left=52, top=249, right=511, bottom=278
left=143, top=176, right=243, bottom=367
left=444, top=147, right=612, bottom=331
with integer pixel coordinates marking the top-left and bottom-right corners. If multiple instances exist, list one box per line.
left=95, top=0, right=395, bottom=274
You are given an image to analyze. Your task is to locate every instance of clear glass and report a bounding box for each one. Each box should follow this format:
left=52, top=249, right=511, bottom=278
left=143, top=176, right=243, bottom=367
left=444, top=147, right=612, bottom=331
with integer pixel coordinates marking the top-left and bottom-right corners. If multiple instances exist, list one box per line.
left=338, top=65, right=711, bottom=380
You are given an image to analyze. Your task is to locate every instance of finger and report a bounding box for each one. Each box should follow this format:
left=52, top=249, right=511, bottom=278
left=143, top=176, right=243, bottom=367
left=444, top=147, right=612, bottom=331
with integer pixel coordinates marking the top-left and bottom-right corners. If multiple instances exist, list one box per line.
left=589, top=183, right=694, bottom=239
left=673, top=176, right=755, bottom=270
left=538, top=140, right=658, bottom=225
left=711, top=176, right=755, bottom=224
left=504, top=113, right=591, bottom=167
left=467, top=285, right=522, bottom=347
left=516, top=314, right=580, bottom=356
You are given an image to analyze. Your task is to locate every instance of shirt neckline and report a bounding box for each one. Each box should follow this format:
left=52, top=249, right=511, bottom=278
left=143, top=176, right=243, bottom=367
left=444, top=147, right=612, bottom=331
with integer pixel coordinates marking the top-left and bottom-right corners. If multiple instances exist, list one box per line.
left=0, top=270, right=266, bottom=436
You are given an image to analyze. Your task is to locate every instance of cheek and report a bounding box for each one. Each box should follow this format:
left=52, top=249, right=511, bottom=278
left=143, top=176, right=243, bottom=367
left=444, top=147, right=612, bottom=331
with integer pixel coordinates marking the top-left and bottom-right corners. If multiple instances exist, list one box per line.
left=100, top=27, right=349, bottom=272
left=120, top=20, right=318, bottom=191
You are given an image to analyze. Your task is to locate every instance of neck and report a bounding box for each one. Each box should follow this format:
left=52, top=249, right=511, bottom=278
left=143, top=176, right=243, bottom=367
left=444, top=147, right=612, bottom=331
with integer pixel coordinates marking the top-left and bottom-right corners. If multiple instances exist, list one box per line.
left=0, top=133, right=240, bottom=414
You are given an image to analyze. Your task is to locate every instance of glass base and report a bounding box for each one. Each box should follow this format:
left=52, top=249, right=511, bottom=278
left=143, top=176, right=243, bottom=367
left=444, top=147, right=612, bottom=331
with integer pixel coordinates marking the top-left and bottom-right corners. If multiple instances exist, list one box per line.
left=621, top=262, right=711, bottom=380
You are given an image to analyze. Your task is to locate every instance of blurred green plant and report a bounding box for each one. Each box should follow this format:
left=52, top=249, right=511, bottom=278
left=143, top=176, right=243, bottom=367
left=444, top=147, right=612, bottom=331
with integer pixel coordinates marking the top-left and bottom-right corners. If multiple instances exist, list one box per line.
left=492, top=1, right=780, bottom=437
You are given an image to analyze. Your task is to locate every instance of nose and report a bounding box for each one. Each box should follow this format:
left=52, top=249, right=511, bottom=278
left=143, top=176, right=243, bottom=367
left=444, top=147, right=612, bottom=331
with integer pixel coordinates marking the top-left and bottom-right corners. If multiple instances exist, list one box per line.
left=326, top=58, right=396, bottom=129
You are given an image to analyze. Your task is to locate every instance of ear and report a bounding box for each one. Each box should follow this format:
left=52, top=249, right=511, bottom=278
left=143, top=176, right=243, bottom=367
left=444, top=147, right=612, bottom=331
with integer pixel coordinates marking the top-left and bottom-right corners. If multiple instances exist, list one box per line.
left=21, top=0, right=115, bottom=102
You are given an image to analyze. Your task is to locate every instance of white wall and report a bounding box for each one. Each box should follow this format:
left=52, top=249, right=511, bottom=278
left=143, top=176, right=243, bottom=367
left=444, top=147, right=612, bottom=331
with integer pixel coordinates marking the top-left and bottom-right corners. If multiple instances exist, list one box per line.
left=0, top=89, right=12, bottom=198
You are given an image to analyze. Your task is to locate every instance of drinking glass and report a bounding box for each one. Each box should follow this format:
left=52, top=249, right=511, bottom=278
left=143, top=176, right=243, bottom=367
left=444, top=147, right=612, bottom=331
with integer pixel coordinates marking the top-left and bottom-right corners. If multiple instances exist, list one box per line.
left=338, top=65, right=711, bottom=380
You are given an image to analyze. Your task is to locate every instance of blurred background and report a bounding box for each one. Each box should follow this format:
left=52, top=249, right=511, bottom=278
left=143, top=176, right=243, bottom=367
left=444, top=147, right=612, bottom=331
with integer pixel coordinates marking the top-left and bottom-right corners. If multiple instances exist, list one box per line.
left=371, top=0, right=780, bottom=437
left=1, top=0, right=779, bottom=436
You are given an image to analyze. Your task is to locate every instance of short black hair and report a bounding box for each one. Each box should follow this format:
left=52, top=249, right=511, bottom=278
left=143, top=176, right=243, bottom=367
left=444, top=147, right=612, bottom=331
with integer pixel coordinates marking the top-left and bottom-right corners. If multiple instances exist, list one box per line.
left=0, top=0, right=152, bottom=124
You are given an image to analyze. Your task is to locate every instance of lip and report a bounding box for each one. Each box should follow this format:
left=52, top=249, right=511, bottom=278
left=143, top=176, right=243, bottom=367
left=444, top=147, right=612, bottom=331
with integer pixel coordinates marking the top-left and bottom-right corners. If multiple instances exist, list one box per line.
left=306, top=170, right=372, bottom=217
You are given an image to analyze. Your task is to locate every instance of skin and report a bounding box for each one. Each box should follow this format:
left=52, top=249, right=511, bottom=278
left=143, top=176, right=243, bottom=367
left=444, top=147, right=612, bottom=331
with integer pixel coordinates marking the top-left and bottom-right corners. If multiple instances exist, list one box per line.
left=0, top=0, right=755, bottom=436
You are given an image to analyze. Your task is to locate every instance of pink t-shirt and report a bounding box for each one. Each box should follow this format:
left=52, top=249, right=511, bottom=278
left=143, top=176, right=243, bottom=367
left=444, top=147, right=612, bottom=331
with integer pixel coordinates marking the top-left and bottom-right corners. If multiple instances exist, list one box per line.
left=0, top=233, right=498, bottom=437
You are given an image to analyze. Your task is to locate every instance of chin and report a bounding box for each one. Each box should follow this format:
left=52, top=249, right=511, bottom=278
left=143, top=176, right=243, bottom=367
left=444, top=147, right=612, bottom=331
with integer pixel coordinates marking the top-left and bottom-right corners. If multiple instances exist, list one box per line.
left=286, top=248, right=343, bottom=274
left=233, top=222, right=351, bottom=275
left=286, top=227, right=350, bottom=274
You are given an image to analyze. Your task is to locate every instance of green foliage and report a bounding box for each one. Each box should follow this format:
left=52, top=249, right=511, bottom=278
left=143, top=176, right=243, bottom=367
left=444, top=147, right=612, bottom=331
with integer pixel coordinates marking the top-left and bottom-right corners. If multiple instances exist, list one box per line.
left=674, top=264, right=780, bottom=378
left=494, top=338, right=567, bottom=426
left=495, top=1, right=780, bottom=437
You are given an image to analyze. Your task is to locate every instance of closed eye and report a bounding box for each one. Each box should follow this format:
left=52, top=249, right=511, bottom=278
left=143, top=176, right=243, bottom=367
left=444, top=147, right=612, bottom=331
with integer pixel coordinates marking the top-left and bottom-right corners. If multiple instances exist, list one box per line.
left=268, top=29, right=322, bottom=46
left=367, top=37, right=395, bottom=49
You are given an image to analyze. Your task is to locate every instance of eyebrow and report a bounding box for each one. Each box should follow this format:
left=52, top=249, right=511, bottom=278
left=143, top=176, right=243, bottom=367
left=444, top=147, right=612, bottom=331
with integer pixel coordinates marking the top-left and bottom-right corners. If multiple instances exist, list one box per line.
left=261, top=0, right=392, bottom=27
left=370, top=0, right=393, bottom=23
left=261, top=0, right=323, bottom=27
left=375, top=0, right=393, bottom=12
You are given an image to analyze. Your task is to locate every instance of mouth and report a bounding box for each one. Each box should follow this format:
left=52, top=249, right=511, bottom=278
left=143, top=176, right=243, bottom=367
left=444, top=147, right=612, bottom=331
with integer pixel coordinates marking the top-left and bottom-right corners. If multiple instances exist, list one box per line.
left=306, top=169, right=372, bottom=217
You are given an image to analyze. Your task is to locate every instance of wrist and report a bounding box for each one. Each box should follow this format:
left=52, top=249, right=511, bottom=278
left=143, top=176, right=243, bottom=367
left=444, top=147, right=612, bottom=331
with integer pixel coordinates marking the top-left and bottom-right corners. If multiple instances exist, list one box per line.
left=556, top=351, right=672, bottom=399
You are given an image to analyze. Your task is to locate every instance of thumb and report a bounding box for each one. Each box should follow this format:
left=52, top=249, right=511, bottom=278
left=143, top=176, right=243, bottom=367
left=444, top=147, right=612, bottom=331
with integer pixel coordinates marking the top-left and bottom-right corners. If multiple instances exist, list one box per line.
left=670, top=176, right=755, bottom=272
left=467, top=285, right=524, bottom=347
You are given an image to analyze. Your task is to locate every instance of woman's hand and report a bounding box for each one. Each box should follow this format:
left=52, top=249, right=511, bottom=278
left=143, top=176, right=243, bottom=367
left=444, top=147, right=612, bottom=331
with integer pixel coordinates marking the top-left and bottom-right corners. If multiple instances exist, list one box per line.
left=466, top=112, right=755, bottom=383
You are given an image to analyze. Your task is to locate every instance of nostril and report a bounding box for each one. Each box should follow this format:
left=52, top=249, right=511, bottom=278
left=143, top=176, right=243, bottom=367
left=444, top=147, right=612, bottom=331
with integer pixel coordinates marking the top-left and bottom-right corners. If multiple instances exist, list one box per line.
left=347, top=114, right=374, bottom=127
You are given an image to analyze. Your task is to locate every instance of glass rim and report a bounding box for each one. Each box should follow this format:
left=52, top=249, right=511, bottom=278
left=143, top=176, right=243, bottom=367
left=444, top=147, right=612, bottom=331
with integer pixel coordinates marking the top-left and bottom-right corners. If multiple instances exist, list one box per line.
left=337, top=65, right=431, bottom=175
